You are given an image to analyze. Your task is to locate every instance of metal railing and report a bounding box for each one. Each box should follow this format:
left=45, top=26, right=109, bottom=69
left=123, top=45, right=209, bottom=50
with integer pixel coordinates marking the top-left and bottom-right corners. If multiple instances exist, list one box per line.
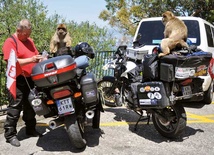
left=0, top=51, right=114, bottom=114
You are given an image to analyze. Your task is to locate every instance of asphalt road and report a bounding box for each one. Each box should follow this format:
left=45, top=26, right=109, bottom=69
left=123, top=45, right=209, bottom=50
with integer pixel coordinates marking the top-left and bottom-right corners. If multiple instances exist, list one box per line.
left=0, top=103, right=214, bottom=155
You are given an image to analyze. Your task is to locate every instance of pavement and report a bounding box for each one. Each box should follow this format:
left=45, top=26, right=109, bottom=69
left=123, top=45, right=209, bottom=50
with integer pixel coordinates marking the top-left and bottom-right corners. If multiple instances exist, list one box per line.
left=0, top=111, right=46, bottom=135
left=0, top=105, right=213, bottom=155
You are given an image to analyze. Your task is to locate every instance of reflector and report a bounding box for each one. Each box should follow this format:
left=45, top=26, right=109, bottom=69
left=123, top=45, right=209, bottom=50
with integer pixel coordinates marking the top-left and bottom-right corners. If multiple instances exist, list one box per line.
left=53, top=89, right=71, bottom=99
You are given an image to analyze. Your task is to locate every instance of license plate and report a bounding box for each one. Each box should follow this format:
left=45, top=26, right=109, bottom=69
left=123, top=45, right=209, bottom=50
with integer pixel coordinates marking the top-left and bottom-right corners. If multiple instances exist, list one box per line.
left=182, top=86, right=192, bottom=96
left=56, top=97, right=75, bottom=115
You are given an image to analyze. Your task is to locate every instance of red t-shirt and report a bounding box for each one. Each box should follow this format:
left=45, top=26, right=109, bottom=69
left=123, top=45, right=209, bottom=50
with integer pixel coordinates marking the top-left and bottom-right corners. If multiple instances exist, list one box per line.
left=2, top=35, right=39, bottom=77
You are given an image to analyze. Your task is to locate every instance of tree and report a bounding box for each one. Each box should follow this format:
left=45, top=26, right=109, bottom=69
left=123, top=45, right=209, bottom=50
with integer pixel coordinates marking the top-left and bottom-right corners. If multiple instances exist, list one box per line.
left=99, top=0, right=214, bottom=36
left=0, top=0, right=116, bottom=52
left=0, top=0, right=56, bottom=51
left=66, top=21, right=115, bottom=51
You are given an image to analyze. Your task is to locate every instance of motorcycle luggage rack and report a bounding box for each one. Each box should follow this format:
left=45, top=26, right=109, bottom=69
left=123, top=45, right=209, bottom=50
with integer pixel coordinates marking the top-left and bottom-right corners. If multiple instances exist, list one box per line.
left=172, top=92, right=204, bottom=101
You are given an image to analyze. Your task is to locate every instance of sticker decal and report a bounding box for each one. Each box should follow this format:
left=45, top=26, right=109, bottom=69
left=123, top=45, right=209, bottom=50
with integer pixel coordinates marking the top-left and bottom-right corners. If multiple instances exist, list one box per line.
left=147, top=92, right=154, bottom=99
left=154, top=92, right=162, bottom=99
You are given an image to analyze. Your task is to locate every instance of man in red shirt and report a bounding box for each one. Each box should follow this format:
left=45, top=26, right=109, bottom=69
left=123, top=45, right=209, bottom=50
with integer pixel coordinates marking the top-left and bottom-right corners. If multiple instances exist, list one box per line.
left=2, top=19, right=44, bottom=147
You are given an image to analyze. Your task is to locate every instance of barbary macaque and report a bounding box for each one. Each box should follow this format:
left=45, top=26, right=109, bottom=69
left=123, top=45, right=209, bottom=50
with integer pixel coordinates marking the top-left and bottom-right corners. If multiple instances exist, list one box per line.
left=159, top=11, right=189, bottom=57
left=50, top=24, right=72, bottom=53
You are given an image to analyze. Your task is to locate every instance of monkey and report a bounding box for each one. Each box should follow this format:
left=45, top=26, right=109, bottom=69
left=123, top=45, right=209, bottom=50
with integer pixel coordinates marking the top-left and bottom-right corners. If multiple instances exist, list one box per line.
left=159, top=11, right=189, bottom=57
left=49, top=23, right=72, bottom=53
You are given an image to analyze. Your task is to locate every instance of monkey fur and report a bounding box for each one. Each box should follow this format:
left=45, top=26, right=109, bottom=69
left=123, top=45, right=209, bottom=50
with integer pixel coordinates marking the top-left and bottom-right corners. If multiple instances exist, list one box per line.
left=50, top=24, right=72, bottom=53
left=159, top=11, right=189, bottom=57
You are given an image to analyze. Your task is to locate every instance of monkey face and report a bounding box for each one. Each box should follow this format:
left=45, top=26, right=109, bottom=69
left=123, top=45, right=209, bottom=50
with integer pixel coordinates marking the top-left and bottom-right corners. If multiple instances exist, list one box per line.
left=162, top=11, right=174, bottom=25
left=57, top=24, right=67, bottom=37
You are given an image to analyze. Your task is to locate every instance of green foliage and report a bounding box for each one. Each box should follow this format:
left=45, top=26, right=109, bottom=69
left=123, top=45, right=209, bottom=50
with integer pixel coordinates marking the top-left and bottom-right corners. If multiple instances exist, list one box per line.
left=0, top=0, right=116, bottom=53
left=99, top=0, right=214, bottom=36
left=67, top=21, right=116, bottom=51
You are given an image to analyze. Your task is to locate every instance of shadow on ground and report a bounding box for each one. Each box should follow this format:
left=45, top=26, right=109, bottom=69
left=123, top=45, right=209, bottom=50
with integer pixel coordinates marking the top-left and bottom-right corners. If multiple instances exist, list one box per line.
left=16, top=121, right=103, bottom=153
left=104, top=107, right=204, bottom=143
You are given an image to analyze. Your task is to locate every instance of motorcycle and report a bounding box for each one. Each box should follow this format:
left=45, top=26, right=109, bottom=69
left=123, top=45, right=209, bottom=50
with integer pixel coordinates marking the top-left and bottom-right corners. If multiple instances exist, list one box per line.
left=28, top=42, right=104, bottom=149
left=98, top=45, right=213, bottom=138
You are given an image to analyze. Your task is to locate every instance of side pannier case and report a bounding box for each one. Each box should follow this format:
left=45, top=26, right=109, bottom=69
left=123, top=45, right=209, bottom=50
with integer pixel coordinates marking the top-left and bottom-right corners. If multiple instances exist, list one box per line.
left=159, top=53, right=212, bottom=80
left=31, top=55, right=77, bottom=88
left=80, top=72, right=98, bottom=107
left=137, top=81, right=170, bottom=108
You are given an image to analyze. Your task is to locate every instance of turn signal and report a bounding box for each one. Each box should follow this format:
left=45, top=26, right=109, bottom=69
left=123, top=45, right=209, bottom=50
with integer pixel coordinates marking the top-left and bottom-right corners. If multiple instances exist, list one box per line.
left=47, top=100, right=54, bottom=105
left=74, top=92, right=82, bottom=98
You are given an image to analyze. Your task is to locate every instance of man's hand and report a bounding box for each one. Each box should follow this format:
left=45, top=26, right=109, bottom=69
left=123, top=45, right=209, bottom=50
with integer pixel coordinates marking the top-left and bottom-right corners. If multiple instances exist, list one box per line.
left=32, top=55, right=43, bottom=63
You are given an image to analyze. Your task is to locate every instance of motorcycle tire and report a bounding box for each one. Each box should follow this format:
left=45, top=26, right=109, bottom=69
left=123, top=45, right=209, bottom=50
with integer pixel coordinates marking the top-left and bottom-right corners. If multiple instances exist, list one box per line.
left=152, top=103, right=187, bottom=139
left=97, top=78, right=117, bottom=107
left=64, top=115, right=86, bottom=149
left=203, top=80, right=213, bottom=104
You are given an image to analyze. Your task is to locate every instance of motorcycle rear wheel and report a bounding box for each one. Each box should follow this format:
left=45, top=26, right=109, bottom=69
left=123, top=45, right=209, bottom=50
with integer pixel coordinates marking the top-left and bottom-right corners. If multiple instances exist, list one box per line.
left=64, top=115, right=86, bottom=149
left=97, top=79, right=116, bottom=107
left=152, top=104, right=187, bottom=139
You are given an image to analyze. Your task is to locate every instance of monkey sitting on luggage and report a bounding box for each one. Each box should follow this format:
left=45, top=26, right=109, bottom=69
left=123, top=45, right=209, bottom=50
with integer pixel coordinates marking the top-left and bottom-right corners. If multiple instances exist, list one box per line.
left=159, top=11, right=189, bottom=57
left=55, top=46, right=75, bottom=57
left=50, top=23, right=72, bottom=53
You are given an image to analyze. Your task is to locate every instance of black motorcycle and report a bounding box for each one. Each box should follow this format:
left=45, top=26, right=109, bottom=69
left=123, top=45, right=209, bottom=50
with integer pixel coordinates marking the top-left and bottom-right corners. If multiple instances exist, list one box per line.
left=98, top=45, right=213, bottom=138
left=28, top=42, right=104, bottom=149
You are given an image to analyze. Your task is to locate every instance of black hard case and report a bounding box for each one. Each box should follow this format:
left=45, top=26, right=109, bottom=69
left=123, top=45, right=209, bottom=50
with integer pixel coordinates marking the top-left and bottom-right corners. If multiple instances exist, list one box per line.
left=137, top=81, right=170, bottom=108
left=80, top=72, right=98, bottom=106
left=31, top=55, right=76, bottom=87
left=159, top=53, right=212, bottom=78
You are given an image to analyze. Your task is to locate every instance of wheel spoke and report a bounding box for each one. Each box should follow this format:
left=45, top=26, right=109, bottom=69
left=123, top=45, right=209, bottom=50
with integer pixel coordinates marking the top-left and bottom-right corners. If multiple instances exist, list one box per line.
left=98, top=79, right=117, bottom=107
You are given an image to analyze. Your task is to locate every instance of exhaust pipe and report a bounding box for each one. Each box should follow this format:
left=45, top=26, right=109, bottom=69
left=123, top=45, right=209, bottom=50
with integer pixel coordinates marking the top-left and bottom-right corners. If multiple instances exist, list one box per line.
left=49, top=117, right=64, bottom=129
left=85, top=110, right=95, bottom=119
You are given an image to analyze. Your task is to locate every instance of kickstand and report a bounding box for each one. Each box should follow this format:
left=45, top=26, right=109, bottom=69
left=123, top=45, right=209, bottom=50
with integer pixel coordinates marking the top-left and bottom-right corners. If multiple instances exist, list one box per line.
left=134, top=113, right=150, bottom=131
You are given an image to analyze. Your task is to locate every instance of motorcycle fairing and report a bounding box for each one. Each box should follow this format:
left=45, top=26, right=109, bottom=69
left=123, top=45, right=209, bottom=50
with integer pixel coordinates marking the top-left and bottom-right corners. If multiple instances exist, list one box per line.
left=121, top=61, right=137, bottom=78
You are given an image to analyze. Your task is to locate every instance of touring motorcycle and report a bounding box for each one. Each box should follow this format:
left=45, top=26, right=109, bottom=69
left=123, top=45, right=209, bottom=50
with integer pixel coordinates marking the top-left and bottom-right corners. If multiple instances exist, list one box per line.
left=98, top=45, right=213, bottom=138
left=28, top=42, right=103, bottom=149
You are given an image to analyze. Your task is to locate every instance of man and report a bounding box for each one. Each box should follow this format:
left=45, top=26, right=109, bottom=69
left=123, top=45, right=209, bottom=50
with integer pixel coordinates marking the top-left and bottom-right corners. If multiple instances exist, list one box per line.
left=2, top=19, right=44, bottom=147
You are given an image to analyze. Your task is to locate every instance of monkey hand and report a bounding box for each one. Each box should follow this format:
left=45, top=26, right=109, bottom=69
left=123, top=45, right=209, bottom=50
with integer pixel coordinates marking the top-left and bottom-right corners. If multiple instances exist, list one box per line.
left=158, top=53, right=165, bottom=57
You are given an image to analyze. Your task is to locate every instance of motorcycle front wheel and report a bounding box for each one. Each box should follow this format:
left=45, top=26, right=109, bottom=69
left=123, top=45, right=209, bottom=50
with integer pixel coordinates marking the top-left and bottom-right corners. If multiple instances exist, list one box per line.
left=97, top=78, right=116, bottom=107
left=64, top=115, right=86, bottom=149
left=152, top=103, right=187, bottom=139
